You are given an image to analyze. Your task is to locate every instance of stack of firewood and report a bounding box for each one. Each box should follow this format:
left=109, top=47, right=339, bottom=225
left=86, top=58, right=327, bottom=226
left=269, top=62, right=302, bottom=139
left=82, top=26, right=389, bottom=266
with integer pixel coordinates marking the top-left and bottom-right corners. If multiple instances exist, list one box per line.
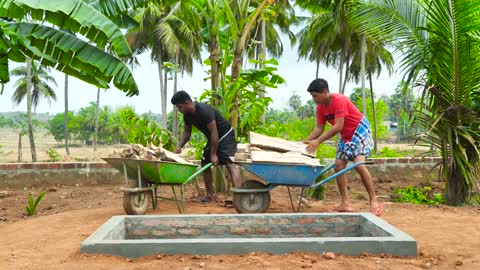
left=109, top=144, right=193, bottom=165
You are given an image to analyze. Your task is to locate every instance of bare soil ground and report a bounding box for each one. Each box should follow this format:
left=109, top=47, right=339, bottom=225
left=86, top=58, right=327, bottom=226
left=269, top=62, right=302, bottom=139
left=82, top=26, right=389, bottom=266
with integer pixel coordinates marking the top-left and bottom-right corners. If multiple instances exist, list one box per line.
left=1, top=176, right=480, bottom=270
left=2, top=127, right=477, bottom=269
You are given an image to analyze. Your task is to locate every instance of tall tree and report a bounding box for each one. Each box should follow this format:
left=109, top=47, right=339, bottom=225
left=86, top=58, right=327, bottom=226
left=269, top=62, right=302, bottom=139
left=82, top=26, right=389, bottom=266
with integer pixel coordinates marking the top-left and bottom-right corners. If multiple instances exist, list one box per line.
left=64, top=74, right=70, bottom=155
left=10, top=61, right=57, bottom=111
left=93, top=88, right=101, bottom=154
left=126, top=2, right=170, bottom=127
left=296, top=0, right=356, bottom=94
left=10, top=60, right=57, bottom=161
left=351, top=0, right=480, bottom=205
left=157, top=2, right=202, bottom=135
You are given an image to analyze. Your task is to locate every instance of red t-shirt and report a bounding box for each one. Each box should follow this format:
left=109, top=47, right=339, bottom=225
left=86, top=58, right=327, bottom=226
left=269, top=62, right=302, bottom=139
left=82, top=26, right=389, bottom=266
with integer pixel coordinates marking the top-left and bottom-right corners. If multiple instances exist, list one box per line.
left=316, top=93, right=363, bottom=141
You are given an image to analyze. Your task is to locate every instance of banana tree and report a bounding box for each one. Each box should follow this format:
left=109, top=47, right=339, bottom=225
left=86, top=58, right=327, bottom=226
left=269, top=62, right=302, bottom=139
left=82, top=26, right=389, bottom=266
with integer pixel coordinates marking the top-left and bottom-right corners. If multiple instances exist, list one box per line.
left=0, top=0, right=149, bottom=95
left=1, top=0, right=154, bottom=161
left=351, top=0, right=480, bottom=205
left=223, top=0, right=274, bottom=131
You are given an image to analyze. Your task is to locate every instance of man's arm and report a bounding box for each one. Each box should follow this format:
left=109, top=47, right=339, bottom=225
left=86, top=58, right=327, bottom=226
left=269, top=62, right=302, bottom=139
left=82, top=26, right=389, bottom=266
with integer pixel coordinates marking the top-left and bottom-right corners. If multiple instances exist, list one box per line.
left=206, top=120, right=219, bottom=165
left=306, top=117, right=344, bottom=153
left=306, top=124, right=326, bottom=141
left=174, top=124, right=192, bottom=153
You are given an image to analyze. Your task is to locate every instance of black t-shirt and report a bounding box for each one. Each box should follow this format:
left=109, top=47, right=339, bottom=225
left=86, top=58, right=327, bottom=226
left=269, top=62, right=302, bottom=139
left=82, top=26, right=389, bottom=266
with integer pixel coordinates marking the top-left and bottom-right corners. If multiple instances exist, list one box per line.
left=183, top=102, right=231, bottom=141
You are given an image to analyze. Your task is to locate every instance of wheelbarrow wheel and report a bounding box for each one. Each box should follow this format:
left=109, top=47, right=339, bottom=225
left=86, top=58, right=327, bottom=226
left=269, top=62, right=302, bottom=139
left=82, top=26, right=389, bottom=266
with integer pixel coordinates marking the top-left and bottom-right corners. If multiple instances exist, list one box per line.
left=233, top=180, right=271, bottom=213
left=123, top=191, right=151, bottom=215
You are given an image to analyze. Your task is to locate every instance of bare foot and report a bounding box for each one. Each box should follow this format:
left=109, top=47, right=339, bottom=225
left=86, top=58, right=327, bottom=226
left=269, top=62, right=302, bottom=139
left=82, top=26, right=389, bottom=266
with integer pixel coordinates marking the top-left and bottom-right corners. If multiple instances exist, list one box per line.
left=370, top=202, right=383, bottom=216
left=332, top=205, right=354, bottom=212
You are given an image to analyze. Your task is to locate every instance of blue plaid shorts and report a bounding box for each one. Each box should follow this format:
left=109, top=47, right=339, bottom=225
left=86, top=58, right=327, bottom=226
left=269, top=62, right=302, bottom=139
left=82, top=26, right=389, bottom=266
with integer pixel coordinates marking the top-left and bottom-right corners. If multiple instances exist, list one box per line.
left=336, top=117, right=373, bottom=161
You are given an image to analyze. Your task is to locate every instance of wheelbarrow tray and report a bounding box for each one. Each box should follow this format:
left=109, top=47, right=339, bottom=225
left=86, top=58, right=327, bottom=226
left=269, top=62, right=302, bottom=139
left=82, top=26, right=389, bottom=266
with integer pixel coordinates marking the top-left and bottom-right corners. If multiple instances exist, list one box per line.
left=103, top=157, right=199, bottom=185
left=237, top=161, right=325, bottom=187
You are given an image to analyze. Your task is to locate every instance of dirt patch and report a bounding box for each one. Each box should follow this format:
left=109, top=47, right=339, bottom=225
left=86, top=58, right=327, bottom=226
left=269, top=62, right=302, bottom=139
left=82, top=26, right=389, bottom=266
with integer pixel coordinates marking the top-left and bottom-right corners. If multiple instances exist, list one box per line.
left=1, top=177, right=480, bottom=270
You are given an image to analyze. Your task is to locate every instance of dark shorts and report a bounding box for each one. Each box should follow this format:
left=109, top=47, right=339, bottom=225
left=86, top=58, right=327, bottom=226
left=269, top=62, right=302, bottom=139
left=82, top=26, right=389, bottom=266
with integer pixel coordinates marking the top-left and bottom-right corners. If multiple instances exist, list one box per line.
left=201, top=131, right=237, bottom=166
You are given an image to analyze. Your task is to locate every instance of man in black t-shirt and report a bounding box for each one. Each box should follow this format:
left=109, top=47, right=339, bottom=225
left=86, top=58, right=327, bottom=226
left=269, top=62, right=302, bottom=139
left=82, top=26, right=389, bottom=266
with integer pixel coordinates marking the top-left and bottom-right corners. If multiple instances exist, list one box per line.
left=171, top=91, right=241, bottom=202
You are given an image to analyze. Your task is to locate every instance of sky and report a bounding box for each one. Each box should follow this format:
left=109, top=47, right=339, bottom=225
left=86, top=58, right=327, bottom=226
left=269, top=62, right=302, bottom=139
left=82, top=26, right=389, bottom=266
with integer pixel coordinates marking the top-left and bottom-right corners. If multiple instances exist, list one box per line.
left=0, top=35, right=404, bottom=116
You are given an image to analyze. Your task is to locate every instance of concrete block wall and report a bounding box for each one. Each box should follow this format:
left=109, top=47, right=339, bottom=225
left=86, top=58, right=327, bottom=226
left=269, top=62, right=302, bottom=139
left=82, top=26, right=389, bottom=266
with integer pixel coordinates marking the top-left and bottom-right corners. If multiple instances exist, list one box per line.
left=0, top=157, right=442, bottom=188
left=125, top=215, right=379, bottom=239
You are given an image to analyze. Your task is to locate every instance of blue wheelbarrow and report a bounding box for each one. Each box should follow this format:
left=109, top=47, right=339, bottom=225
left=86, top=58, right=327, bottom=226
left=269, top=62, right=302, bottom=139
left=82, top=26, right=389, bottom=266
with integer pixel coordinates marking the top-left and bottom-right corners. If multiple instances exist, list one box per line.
left=231, top=160, right=373, bottom=213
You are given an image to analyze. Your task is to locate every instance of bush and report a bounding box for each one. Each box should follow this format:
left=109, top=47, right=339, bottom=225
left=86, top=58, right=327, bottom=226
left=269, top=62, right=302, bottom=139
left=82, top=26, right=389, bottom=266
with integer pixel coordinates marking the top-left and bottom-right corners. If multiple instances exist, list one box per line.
left=392, top=186, right=445, bottom=205
left=47, top=148, right=61, bottom=162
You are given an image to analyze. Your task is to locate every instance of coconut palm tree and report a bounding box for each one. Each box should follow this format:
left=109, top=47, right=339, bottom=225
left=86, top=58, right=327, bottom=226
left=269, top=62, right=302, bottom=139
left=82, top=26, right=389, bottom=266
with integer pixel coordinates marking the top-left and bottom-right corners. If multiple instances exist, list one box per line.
left=296, top=0, right=356, bottom=94
left=347, top=36, right=394, bottom=152
left=10, top=60, right=57, bottom=161
left=126, top=1, right=202, bottom=130
left=126, top=2, right=171, bottom=128
left=350, top=0, right=480, bottom=205
left=156, top=4, right=203, bottom=136
left=10, top=61, right=57, bottom=111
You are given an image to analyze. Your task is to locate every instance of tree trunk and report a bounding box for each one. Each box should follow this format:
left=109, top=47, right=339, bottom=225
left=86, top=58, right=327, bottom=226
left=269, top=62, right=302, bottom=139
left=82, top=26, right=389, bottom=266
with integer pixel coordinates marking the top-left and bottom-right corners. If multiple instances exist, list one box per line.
left=64, top=74, right=70, bottom=155
left=230, top=50, right=243, bottom=131
left=173, top=50, right=179, bottom=137
left=368, top=72, right=377, bottom=153
left=342, top=56, right=349, bottom=94
left=208, top=33, right=221, bottom=106
left=26, top=59, right=37, bottom=162
left=338, top=50, right=345, bottom=94
left=157, top=51, right=167, bottom=128
left=360, top=34, right=367, bottom=115
left=258, top=18, right=266, bottom=123
left=93, top=88, right=100, bottom=153
left=446, top=163, right=468, bottom=205
left=17, top=133, right=22, bottom=162
left=163, top=67, right=168, bottom=128
left=315, top=58, right=320, bottom=79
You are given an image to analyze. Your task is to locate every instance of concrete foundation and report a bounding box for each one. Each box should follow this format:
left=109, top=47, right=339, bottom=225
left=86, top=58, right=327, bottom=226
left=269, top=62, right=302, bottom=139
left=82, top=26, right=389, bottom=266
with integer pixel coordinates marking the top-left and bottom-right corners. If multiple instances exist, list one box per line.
left=81, top=213, right=417, bottom=258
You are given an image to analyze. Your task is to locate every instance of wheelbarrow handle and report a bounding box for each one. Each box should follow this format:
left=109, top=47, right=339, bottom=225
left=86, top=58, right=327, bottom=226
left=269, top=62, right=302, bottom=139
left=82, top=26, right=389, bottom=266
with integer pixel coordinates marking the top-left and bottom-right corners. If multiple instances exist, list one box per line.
left=310, top=160, right=374, bottom=189
left=184, top=162, right=214, bottom=184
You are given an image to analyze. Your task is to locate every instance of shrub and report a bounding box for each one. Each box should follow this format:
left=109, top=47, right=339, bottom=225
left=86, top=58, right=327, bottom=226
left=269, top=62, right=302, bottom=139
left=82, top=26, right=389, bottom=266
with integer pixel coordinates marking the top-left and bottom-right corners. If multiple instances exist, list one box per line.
left=392, top=186, right=445, bottom=205
left=47, top=148, right=61, bottom=162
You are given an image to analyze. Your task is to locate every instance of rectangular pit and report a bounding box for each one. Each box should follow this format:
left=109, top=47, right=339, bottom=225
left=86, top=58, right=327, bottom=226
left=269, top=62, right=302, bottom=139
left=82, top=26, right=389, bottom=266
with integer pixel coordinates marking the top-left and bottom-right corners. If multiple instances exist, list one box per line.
left=81, top=213, right=417, bottom=258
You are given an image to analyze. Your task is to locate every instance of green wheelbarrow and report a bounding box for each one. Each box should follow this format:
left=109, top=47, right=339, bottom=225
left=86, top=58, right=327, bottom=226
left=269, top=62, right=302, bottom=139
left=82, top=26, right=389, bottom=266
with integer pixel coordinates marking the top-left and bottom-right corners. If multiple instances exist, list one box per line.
left=103, top=158, right=212, bottom=215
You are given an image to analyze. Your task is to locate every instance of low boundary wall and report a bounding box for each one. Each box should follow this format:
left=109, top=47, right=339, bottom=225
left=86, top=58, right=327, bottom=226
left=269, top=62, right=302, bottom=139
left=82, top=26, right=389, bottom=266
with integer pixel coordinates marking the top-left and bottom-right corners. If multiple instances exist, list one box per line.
left=0, top=158, right=442, bottom=188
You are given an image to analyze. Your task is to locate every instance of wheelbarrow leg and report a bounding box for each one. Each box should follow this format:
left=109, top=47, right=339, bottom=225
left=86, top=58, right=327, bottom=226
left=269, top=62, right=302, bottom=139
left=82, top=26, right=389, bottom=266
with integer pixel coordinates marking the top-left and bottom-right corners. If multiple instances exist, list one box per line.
left=297, top=188, right=306, bottom=212
left=287, top=186, right=296, bottom=212
left=122, top=162, right=129, bottom=186
left=171, top=185, right=185, bottom=213
left=151, top=184, right=158, bottom=209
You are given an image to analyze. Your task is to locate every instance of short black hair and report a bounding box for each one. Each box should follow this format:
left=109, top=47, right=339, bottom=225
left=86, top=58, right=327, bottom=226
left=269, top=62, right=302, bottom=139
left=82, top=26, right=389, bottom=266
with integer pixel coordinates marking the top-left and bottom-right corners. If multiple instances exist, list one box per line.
left=307, top=78, right=329, bottom=93
left=171, top=90, right=192, bottom=105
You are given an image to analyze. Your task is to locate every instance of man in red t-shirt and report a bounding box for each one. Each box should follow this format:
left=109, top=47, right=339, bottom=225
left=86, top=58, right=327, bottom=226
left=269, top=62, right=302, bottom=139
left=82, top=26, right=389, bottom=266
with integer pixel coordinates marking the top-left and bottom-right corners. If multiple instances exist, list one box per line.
left=305, top=78, right=382, bottom=216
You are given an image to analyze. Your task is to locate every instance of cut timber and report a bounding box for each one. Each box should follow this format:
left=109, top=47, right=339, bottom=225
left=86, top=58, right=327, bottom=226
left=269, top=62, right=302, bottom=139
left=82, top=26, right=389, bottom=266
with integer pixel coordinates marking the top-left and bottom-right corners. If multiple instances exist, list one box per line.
left=237, top=143, right=250, bottom=153
left=234, top=152, right=251, bottom=162
left=249, top=132, right=315, bottom=157
left=160, top=148, right=193, bottom=165
left=251, top=150, right=320, bottom=166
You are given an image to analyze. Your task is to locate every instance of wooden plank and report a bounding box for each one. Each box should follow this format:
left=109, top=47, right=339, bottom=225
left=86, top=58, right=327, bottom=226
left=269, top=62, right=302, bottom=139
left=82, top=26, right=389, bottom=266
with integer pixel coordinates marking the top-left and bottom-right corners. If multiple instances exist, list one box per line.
left=249, top=132, right=316, bottom=157
left=159, top=148, right=194, bottom=165
left=251, top=150, right=320, bottom=166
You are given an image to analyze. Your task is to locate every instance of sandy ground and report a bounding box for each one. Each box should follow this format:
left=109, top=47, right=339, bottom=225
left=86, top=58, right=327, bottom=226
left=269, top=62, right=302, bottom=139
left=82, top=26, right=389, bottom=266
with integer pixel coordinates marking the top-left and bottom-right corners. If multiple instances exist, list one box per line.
left=1, top=127, right=476, bottom=269
left=1, top=177, right=480, bottom=270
